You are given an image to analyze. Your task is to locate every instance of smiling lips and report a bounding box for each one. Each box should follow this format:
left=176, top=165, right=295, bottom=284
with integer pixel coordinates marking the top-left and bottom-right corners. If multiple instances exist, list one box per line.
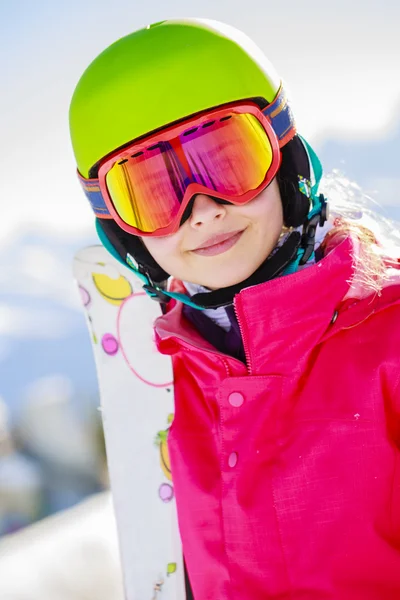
left=191, top=230, right=244, bottom=256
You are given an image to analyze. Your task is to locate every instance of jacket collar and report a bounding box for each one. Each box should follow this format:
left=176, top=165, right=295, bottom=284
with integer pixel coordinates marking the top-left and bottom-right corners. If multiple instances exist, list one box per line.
left=154, top=235, right=400, bottom=375
left=231, top=236, right=353, bottom=374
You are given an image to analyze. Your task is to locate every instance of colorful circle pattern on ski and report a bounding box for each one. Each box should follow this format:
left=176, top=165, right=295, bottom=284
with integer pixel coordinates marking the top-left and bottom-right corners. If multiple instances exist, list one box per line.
left=92, top=271, right=133, bottom=305
left=101, top=333, right=119, bottom=355
left=117, top=292, right=173, bottom=387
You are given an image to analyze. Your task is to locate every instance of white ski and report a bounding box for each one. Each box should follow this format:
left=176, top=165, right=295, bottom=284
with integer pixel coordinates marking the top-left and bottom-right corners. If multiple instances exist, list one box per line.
left=73, top=246, right=185, bottom=600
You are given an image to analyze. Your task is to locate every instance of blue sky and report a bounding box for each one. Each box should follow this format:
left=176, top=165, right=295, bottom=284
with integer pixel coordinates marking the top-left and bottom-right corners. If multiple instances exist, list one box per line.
left=1, top=0, right=400, bottom=239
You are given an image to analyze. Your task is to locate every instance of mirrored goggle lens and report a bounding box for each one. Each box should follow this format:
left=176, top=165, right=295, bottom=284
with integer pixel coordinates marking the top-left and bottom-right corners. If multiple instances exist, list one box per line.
left=105, top=113, right=275, bottom=233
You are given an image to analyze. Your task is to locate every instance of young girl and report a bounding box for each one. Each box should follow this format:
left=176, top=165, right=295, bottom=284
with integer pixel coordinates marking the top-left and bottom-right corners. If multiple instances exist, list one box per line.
left=69, top=19, right=400, bottom=599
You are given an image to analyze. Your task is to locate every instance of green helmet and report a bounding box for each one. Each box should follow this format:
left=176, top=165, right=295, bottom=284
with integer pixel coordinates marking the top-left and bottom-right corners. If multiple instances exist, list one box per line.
left=69, top=18, right=281, bottom=178
left=69, top=19, right=326, bottom=308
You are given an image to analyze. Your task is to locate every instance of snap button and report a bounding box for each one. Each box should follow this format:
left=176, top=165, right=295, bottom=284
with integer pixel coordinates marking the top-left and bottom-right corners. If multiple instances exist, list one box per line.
left=228, top=452, right=238, bottom=468
left=228, top=391, right=244, bottom=407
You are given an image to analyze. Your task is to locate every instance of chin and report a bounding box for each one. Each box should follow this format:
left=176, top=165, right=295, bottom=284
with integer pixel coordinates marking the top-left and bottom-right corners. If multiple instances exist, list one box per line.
left=199, top=269, right=255, bottom=290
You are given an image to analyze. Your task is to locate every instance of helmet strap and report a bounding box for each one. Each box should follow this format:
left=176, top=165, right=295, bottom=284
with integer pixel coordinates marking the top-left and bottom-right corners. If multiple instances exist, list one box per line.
left=188, top=231, right=302, bottom=308
left=282, top=138, right=328, bottom=274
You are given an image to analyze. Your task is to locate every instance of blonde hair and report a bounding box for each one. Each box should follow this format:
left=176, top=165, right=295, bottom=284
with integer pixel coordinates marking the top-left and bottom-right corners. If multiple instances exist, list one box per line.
left=319, top=171, right=400, bottom=299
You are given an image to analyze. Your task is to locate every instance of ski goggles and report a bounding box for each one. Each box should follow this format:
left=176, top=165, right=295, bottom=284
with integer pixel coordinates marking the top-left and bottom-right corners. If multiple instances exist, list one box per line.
left=79, top=87, right=296, bottom=237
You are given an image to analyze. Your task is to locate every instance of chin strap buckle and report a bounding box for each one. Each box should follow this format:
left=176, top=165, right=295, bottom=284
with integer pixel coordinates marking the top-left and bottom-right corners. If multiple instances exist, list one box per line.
left=139, top=266, right=171, bottom=304
left=143, top=283, right=171, bottom=303
left=299, top=194, right=328, bottom=265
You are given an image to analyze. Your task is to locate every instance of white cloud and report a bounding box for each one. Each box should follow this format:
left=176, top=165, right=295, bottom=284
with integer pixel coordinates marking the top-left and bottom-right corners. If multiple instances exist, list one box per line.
left=0, top=304, right=75, bottom=339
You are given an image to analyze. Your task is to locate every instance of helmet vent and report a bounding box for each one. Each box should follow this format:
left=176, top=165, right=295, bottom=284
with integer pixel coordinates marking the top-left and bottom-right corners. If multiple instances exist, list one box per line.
left=183, top=127, right=199, bottom=136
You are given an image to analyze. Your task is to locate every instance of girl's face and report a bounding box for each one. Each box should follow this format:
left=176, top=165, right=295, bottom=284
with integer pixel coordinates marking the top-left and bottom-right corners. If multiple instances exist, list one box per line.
left=142, top=178, right=284, bottom=289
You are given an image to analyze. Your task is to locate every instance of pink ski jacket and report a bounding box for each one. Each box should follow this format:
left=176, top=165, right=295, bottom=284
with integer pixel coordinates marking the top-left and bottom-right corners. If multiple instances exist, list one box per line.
left=154, top=233, right=400, bottom=600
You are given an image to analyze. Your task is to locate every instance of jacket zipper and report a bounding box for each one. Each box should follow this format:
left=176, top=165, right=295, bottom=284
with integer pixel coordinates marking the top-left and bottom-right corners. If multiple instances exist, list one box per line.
left=233, top=296, right=253, bottom=375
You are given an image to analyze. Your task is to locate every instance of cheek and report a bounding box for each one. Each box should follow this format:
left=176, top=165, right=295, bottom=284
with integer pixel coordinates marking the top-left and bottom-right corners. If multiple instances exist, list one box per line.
left=245, top=188, right=283, bottom=232
left=142, top=236, right=182, bottom=271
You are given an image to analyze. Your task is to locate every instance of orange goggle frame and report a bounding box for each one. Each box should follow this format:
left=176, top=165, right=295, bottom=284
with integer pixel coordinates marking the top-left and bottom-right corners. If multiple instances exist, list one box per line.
left=78, top=86, right=296, bottom=237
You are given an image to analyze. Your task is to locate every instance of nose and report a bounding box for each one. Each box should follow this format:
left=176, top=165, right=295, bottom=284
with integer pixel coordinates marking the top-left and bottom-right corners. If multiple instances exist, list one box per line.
left=189, top=194, right=226, bottom=230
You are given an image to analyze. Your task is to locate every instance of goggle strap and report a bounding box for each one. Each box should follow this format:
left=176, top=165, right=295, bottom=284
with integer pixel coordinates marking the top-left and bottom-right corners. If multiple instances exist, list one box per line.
left=78, top=171, right=112, bottom=218
left=262, top=85, right=296, bottom=147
